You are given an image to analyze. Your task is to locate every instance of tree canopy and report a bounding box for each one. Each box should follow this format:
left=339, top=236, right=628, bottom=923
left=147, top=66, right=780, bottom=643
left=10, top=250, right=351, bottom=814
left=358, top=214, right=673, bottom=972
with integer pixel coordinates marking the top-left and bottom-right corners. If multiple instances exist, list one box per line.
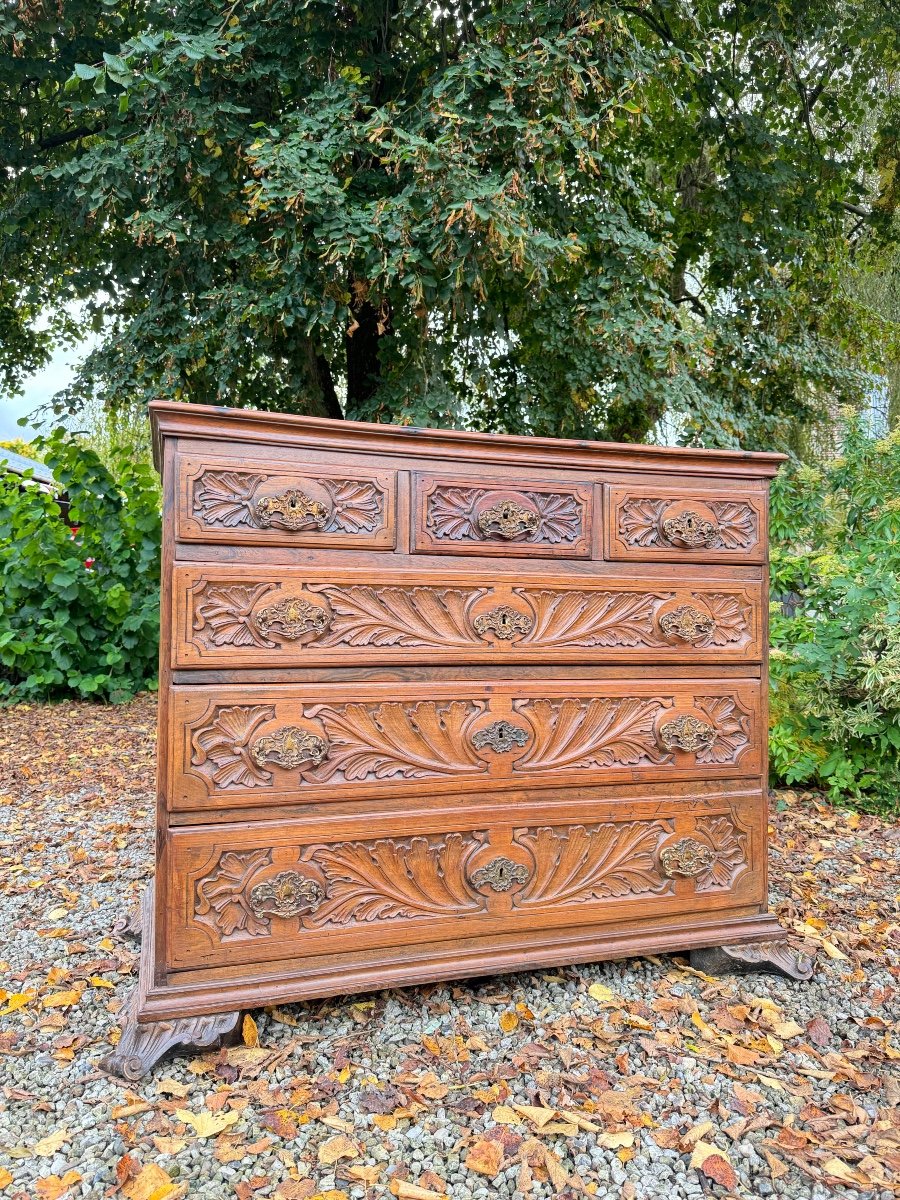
left=3, top=1, right=899, bottom=447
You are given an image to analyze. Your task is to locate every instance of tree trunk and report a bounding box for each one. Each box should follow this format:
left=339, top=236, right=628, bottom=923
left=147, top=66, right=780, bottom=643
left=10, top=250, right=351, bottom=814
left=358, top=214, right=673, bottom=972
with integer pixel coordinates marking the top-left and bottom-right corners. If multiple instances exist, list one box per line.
left=344, top=287, right=385, bottom=419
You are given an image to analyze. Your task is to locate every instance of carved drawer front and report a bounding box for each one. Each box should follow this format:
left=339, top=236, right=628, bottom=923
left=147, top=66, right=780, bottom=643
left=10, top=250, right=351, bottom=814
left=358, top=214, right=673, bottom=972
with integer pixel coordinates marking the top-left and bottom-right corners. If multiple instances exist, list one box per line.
left=605, top=483, right=767, bottom=564
left=412, top=473, right=592, bottom=558
left=173, top=564, right=764, bottom=667
left=174, top=455, right=396, bottom=549
left=170, top=678, right=763, bottom=814
left=165, top=797, right=760, bottom=970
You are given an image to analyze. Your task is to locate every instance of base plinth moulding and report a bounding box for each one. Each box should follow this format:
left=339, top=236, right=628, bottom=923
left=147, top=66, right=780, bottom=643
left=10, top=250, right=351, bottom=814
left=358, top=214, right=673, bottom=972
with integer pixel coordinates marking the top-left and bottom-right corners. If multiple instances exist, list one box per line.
left=690, top=940, right=815, bottom=980
left=99, top=990, right=242, bottom=1081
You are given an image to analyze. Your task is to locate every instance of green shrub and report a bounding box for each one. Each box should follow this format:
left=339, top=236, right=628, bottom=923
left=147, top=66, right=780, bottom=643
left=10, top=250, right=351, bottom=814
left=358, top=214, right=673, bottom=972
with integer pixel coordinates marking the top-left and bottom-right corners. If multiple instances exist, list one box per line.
left=0, top=431, right=161, bottom=703
left=769, top=415, right=900, bottom=814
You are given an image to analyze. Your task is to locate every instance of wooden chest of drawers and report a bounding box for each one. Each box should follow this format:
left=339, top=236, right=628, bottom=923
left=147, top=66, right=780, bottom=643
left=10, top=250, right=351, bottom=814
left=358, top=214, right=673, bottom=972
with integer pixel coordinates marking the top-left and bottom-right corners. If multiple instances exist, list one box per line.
left=102, top=402, right=812, bottom=1080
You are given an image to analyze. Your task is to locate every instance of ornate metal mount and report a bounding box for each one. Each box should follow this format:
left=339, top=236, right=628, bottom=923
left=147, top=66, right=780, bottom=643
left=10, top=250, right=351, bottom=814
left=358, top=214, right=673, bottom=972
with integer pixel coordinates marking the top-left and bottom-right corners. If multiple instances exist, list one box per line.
left=661, top=509, right=719, bottom=548
left=477, top=499, right=539, bottom=540
left=471, top=720, right=530, bottom=753
left=473, top=605, right=534, bottom=641
left=99, top=991, right=242, bottom=1081
left=659, top=714, right=717, bottom=753
left=469, top=856, right=531, bottom=892
left=660, top=838, right=715, bottom=878
left=256, top=595, right=331, bottom=641
left=256, top=488, right=328, bottom=531
left=690, top=941, right=815, bottom=982
left=659, top=604, right=715, bottom=643
left=250, top=726, right=330, bottom=769
left=249, top=870, right=325, bottom=919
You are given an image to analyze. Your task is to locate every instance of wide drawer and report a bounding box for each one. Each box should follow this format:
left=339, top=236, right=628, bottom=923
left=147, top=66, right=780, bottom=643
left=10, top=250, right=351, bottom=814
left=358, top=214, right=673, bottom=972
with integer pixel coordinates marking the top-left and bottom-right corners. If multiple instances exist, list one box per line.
left=169, top=678, right=763, bottom=813
left=175, top=453, right=396, bottom=549
left=605, top=482, right=767, bottom=564
left=173, top=564, right=764, bottom=667
left=163, top=788, right=765, bottom=971
left=412, top=472, right=593, bottom=558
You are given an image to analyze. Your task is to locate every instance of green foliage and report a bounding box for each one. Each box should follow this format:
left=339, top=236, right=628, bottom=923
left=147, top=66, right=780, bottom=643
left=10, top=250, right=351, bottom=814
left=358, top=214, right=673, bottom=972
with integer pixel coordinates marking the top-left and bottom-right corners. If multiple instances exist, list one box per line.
left=2, top=1, right=898, bottom=446
left=769, top=417, right=900, bottom=814
left=0, top=432, right=161, bottom=703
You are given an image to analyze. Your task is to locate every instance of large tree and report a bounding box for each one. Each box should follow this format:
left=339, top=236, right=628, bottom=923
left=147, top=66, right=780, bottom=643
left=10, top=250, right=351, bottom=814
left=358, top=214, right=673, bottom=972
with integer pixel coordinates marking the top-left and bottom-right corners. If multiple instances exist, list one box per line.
left=2, top=0, right=898, bottom=446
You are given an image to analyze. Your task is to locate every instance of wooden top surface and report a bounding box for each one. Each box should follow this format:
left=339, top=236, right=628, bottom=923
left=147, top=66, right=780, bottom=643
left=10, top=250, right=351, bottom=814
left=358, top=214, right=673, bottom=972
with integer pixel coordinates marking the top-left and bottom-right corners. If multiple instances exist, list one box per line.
left=150, top=399, right=788, bottom=478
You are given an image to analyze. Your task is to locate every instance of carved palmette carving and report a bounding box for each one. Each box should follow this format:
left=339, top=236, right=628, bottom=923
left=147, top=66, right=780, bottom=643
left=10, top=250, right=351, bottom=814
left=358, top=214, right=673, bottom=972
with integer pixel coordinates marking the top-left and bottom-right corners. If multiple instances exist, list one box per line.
left=426, top=486, right=582, bottom=544
left=191, top=470, right=384, bottom=535
left=513, top=697, right=669, bottom=772
left=469, top=857, right=531, bottom=892
left=255, top=596, right=331, bottom=641
left=193, top=818, right=680, bottom=938
left=473, top=605, right=533, bottom=640
left=618, top=497, right=757, bottom=551
left=190, top=705, right=276, bottom=788
left=471, top=720, right=530, bottom=753
left=658, top=714, right=717, bottom=754
left=250, top=726, right=330, bottom=770
left=658, top=604, right=715, bottom=644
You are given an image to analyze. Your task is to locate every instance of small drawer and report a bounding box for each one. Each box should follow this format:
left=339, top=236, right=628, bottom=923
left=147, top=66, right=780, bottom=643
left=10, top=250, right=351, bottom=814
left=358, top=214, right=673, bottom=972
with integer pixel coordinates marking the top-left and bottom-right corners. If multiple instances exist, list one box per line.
left=605, top=483, right=767, bottom=564
left=164, top=791, right=763, bottom=971
left=412, top=473, right=592, bottom=558
left=173, top=564, right=764, bottom=668
left=170, top=678, right=764, bottom=814
left=175, top=454, right=396, bottom=549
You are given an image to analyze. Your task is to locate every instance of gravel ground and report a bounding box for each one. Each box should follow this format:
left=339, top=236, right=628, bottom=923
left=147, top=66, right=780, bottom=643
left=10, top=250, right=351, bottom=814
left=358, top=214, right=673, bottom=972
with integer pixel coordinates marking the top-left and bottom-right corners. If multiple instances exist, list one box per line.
left=0, top=696, right=898, bottom=1200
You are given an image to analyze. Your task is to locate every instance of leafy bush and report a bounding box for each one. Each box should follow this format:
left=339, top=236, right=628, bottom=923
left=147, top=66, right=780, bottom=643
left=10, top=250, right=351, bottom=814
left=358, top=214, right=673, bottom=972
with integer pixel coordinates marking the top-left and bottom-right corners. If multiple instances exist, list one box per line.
left=769, top=416, right=900, bottom=814
left=0, top=431, right=161, bottom=702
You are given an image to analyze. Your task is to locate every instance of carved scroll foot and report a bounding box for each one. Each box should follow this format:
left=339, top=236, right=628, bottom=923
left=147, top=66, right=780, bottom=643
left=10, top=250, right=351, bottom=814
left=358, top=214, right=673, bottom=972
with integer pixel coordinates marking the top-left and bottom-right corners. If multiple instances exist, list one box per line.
left=99, top=993, right=242, bottom=1081
left=113, top=903, right=143, bottom=943
left=690, top=940, right=815, bottom=981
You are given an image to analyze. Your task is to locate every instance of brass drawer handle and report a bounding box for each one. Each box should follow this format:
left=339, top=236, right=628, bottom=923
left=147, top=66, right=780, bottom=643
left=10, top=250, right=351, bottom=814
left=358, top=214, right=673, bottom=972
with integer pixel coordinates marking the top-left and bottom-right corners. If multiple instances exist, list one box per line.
left=477, top=499, right=539, bottom=540
left=658, top=604, right=715, bottom=643
left=256, top=596, right=331, bottom=641
left=658, top=714, right=716, bottom=753
left=662, top=509, right=718, bottom=548
left=249, top=870, right=325, bottom=918
left=469, top=856, right=531, bottom=892
left=250, top=726, right=330, bottom=769
left=256, top=488, right=328, bottom=531
left=471, top=719, right=530, bottom=753
left=660, top=838, right=715, bottom=878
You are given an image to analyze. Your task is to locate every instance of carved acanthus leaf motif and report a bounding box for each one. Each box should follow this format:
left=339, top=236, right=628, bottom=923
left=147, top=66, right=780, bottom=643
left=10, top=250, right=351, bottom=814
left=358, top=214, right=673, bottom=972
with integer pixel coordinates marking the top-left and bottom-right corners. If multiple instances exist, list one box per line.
left=195, top=848, right=273, bottom=938
left=513, top=697, right=669, bottom=772
left=255, top=595, right=331, bottom=641
left=703, top=593, right=752, bottom=646
left=304, top=700, right=488, bottom=783
left=309, top=833, right=484, bottom=924
left=193, top=582, right=277, bottom=648
left=426, top=486, right=582, bottom=543
left=471, top=720, right=530, bottom=753
left=469, top=857, right=531, bottom=892
left=692, top=816, right=748, bottom=891
left=193, top=471, right=265, bottom=528
left=618, top=498, right=667, bottom=547
left=250, top=726, right=330, bottom=770
left=693, top=696, right=751, bottom=764
left=520, top=590, right=670, bottom=648
left=473, top=604, right=534, bottom=641
left=426, top=487, right=481, bottom=540
left=513, top=822, right=672, bottom=907
left=708, top=501, right=758, bottom=549
left=658, top=604, right=716, bottom=644
left=318, top=586, right=484, bottom=648
left=191, top=705, right=274, bottom=789
left=249, top=871, right=325, bottom=918
left=530, top=491, right=583, bottom=543
left=320, top=478, right=383, bottom=533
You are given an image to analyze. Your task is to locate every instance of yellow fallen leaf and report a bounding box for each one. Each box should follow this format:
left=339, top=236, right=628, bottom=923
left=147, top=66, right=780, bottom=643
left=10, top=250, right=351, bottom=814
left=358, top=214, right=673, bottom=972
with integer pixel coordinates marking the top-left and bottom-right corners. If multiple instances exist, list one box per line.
left=690, top=1012, right=716, bottom=1041
left=511, top=1104, right=558, bottom=1129
left=598, top=1132, right=634, bottom=1150
left=372, top=1114, right=397, bottom=1131
left=588, top=983, right=617, bottom=1004
left=111, top=1102, right=153, bottom=1119
left=321, top=1115, right=355, bottom=1133
left=772, top=1020, right=804, bottom=1039
left=820, top=940, right=849, bottom=961
left=152, top=1137, right=187, bottom=1155
left=32, top=1128, right=70, bottom=1157
left=465, top=1138, right=503, bottom=1177
left=681, top=1121, right=714, bottom=1147
left=156, top=1078, right=190, bottom=1098
left=89, top=976, right=115, bottom=989
left=318, top=1134, right=359, bottom=1165
left=491, top=1105, right=522, bottom=1125
left=499, top=1011, right=519, bottom=1033
left=175, top=1109, right=239, bottom=1138
left=41, top=990, right=80, bottom=1009
left=35, top=1170, right=81, bottom=1200
left=0, top=992, right=34, bottom=1015
left=242, top=1014, right=259, bottom=1047
left=122, top=1163, right=181, bottom=1200
left=0, top=1167, right=13, bottom=1189
left=97, top=937, right=115, bottom=951
left=560, top=1110, right=600, bottom=1132
left=347, top=1166, right=382, bottom=1185
left=389, top=1181, right=447, bottom=1200
left=822, top=1158, right=868, bottom=1185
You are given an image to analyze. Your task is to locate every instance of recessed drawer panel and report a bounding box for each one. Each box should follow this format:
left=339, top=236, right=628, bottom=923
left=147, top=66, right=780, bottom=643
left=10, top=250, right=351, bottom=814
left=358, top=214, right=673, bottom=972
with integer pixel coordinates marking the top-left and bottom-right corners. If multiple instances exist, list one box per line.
left=412, top=473, right=593, bottom=558
left=172, top=564, right=764, bottom=667
left=164, top=789, right=764, bottom=971
left=174, top=454, right=396, bottom=549
left=605, top=483, right=767, bottom=564
left=169, top=678, right=764, bottom=813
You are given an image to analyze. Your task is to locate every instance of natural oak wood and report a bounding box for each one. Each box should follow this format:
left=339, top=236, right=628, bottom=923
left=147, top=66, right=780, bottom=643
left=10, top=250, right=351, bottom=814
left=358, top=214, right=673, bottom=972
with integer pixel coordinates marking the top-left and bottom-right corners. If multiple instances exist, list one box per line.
left=102, top=401, right=810, bottom=1081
